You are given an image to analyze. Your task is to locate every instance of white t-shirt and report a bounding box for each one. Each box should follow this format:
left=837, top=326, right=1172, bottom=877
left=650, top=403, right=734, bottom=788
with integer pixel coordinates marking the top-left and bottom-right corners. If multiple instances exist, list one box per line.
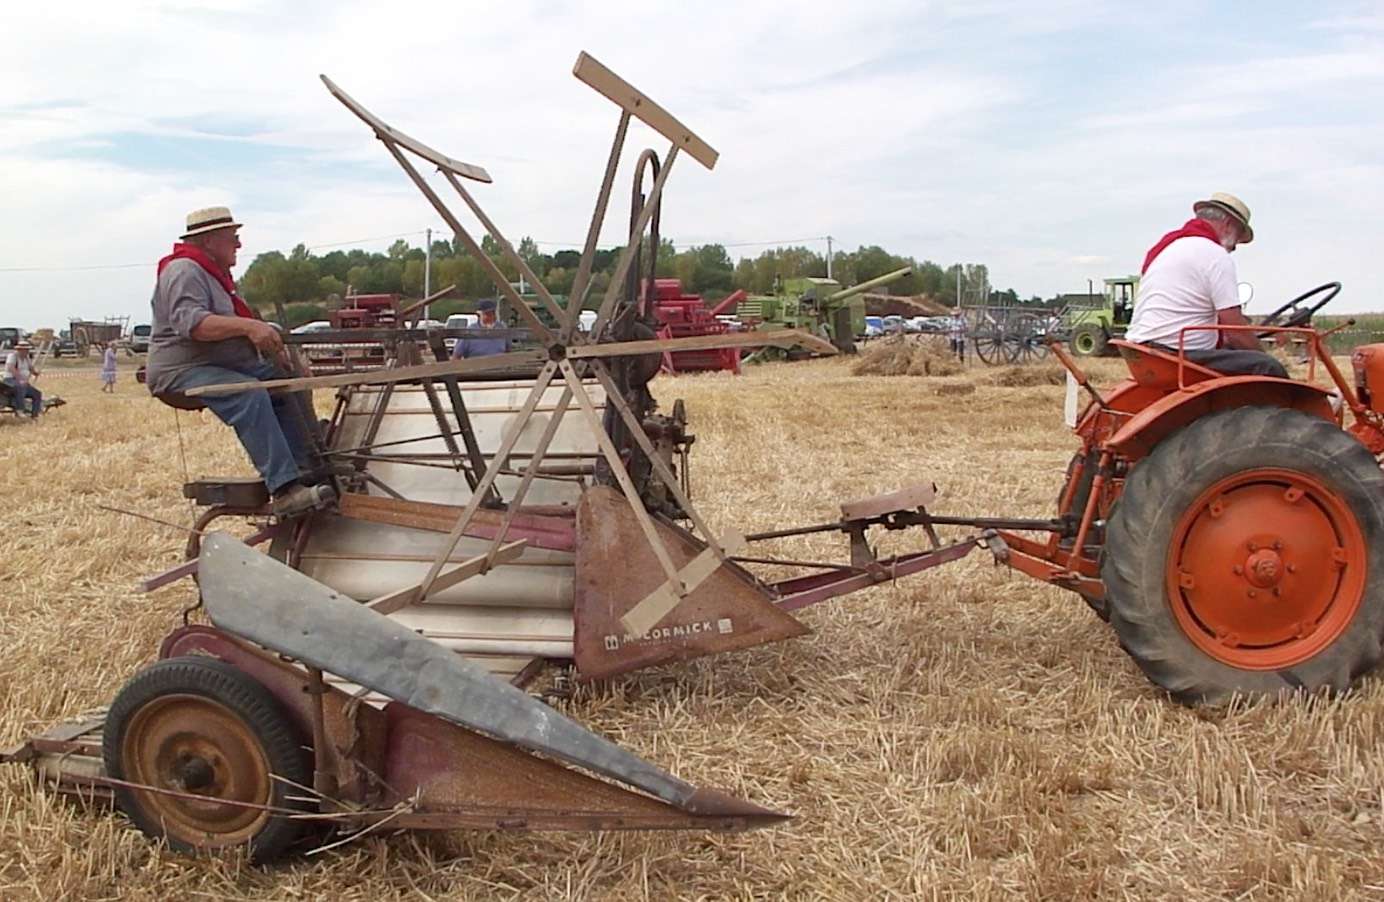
left=1125, top=237, right=1240, bottom=351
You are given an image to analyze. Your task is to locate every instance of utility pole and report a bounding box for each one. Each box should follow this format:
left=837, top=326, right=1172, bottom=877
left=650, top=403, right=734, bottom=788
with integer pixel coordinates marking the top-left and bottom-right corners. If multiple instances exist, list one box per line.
left=826, top=235, right=834, bottom=280
left=423, top=227, right=432, bottom=319
left=956, top=265, right=962, bottom=310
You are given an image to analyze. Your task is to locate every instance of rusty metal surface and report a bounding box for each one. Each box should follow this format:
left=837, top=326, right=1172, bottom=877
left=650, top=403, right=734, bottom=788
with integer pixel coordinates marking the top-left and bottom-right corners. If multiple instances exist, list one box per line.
left=198, top=533, right=716, bottom=810
left=377, top=703, right=785, bottom=830
left=573, top=486, right=809, bottom=681
left=771, top=541, right=981, bottom=613
left=161, top=625, right=390, bottom=806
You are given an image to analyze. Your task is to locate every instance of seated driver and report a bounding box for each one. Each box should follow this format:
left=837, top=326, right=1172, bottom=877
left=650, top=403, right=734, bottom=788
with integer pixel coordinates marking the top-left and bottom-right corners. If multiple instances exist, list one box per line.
left=1125, top=192, right=1288, bottom=378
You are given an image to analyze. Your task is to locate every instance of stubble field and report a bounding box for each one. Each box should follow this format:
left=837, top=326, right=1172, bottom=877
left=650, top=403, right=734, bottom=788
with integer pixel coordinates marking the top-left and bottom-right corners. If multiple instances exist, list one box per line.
left=1, top=354, right=1382, bottom=900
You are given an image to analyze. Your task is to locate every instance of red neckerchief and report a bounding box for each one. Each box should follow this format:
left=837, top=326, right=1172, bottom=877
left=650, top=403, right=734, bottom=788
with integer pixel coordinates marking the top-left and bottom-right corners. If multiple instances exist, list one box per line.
left=157, top=242, right=258, bottom=320
left=1141, top=218, right=1221, bottom=274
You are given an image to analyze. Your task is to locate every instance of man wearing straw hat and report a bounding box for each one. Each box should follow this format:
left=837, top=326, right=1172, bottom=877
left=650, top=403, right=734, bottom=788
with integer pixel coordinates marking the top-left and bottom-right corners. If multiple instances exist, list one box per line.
left=2, top=339, right=43, bottom=418
left=146, top=206, right=332, bottom=515
left=1125, top=192, right=1287, bottom=378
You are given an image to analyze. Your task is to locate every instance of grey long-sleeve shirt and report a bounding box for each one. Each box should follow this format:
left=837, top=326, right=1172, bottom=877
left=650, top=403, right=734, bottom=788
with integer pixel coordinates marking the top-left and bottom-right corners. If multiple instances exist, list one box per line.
left=145, top=258, right=261, bottom=394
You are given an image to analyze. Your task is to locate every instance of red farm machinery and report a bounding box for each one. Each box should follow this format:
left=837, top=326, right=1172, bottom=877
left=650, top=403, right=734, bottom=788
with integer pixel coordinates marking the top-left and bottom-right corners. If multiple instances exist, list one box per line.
left=651, top=280, right=744, bottom=374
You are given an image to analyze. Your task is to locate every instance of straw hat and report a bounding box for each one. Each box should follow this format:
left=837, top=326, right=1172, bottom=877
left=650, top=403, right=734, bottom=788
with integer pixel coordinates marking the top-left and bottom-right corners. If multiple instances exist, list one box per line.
left=14, top=339, right=32, bottom=351
left=1193, top=192, right=1253, bottom=243
left=181, top=206, right=243, bottom=239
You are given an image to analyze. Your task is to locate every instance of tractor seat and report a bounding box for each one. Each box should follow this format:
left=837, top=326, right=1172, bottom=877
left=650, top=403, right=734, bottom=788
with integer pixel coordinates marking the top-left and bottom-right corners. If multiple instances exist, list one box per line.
left=1111, top=339, right=1221, bottom=391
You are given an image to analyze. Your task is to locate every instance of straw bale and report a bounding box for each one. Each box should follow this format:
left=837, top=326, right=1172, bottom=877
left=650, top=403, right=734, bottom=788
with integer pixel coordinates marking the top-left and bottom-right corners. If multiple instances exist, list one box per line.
left=1, top=355, right=1381, bottom=899
left=852, top=336, right=963, bottom=378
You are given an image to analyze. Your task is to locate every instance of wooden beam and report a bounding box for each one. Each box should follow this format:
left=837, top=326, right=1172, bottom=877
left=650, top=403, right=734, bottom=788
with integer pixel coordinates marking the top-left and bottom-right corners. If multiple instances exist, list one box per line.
left=567, top=328, right=839, bottom=360
left=397, top=283, right=457, bottom=321
left=367, top=540, right=527, bottom=616
left=321, top=75, right=492, bottom=183
left=619, top=533, right=748, bottom=637
left=440, top=171, right=569, bottom=326
left=564, top=110, right=630, bottom=341
left=378, top=140, right=557, bottom=346
left=571, top=52, right=718, bottom=170
left=415, top=361, right=560, bottom=598
left=183, top=350, right=548, bottom=397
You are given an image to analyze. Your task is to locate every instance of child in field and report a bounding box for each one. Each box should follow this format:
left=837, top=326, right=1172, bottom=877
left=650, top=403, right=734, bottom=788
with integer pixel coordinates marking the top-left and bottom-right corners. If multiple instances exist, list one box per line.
left=100, top=343, right=118, bottom=392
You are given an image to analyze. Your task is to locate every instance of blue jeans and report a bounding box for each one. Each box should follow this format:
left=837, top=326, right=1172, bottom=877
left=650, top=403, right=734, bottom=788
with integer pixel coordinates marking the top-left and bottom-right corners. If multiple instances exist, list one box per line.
left=3, top=380, right=40, bottom=417
left=165, top=361, right=313, bottom=493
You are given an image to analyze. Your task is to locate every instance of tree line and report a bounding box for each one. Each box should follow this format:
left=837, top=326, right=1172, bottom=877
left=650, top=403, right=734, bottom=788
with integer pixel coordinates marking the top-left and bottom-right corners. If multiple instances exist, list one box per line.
left=239, top=236, right=1043, bottom=326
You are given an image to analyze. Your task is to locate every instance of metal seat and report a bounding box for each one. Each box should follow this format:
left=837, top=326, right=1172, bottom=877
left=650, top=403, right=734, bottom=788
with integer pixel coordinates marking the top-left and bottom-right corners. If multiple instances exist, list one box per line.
left=1111, top=339, right=1221, bottom=391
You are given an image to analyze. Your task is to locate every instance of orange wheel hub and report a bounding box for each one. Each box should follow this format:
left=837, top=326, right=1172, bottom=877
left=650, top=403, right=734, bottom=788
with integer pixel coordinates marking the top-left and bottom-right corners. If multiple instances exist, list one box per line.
left=1166, top=468, right=1366, bottom=670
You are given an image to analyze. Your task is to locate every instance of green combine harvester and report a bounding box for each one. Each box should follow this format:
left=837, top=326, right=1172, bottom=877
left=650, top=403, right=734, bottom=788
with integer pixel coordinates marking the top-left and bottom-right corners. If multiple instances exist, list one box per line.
left=1066, top=275, right=1139, bottom=357
left=739, top=266, right=913, bottom=358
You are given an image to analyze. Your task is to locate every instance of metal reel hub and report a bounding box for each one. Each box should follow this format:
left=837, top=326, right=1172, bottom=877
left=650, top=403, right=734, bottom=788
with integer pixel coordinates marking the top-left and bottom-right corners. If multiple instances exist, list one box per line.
left=1166, top=468, right=1366, bottom=670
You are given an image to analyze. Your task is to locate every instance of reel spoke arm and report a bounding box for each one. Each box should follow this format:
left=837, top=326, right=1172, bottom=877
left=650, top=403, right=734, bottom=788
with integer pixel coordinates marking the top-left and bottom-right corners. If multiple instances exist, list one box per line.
left=564, top=111, right=632, bottom=341
left=558, top=360, right=685, bottom=594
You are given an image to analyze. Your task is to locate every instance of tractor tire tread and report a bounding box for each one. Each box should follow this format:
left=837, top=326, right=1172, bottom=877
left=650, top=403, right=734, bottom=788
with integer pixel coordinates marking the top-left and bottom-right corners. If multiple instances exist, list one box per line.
left=1102, top=406, right=1384, bottom=704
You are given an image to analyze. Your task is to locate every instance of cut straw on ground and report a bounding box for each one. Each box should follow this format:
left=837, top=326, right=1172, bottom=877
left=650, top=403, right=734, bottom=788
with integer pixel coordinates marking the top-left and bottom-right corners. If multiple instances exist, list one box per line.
left=1, top=355, right=1381, bottom=900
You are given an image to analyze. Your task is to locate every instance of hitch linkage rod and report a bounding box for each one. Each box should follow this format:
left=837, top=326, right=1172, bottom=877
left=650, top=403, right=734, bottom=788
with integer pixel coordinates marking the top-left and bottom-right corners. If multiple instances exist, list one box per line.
left=744, top=512, right=1067, bottom=543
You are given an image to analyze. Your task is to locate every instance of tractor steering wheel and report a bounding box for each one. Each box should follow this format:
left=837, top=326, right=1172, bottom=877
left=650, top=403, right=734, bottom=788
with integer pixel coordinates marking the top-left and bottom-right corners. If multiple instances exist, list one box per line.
left=1258, top=282, right=1342, bottom=330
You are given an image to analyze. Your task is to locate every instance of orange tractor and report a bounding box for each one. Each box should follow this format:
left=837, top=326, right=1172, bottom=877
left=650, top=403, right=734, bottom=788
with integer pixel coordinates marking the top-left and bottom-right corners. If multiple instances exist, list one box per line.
left=991, top=282, right=1384, bottom=703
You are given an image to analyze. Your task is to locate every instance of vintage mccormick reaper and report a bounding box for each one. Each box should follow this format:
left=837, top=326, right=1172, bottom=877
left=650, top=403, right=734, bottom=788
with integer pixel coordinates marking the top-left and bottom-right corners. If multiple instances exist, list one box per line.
left=4, top=51, right=985, bottom=864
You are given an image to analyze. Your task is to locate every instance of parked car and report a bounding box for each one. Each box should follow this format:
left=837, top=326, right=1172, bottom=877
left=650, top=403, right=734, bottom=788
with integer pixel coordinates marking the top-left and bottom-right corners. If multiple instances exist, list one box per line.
left=130, top=323, right=152, bottom=353
left=290, top=320, right=333, bottom=334
left=861, top=316, right=884, bottom=339
left=0, top=327, right=22, bottom=350
left=50, top=329, right=81, bottom=357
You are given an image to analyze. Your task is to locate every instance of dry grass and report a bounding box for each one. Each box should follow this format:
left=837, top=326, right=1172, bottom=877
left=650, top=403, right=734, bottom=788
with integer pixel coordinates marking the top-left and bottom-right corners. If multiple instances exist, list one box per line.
left=3, top=358, right=1384, bottom=900
left=990, top=366, right=1067, bottom=387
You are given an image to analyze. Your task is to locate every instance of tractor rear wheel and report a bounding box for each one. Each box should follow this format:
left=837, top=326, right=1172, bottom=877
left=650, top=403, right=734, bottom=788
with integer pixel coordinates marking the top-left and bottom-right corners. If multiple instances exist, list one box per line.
left=1102, top=406, right=1384, bottom=704
left=1070, top=323, right=1107, bottom=357
left=103, top=656, right=312, bottom=863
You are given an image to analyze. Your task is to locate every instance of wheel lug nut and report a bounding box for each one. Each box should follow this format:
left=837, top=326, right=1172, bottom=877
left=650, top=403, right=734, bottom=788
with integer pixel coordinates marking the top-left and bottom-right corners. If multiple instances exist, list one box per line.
left=1233, top=565, right=1244, bottom=575
left=1273, top=540, right=1283, bottom=550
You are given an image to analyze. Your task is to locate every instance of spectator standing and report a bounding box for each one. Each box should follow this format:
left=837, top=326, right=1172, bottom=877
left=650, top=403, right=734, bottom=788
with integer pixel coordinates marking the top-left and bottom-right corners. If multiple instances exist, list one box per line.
left=100, top=343, right=118, bottom=392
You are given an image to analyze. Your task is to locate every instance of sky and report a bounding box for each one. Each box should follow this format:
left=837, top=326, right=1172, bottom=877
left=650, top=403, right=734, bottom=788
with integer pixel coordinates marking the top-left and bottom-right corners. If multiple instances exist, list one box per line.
left=2, top=1, right=1382, bottom=329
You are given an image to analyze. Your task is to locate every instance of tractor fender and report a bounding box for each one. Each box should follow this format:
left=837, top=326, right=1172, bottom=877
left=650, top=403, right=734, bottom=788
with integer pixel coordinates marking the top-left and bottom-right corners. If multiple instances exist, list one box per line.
left=1105, top=376, right=1336, bottom=461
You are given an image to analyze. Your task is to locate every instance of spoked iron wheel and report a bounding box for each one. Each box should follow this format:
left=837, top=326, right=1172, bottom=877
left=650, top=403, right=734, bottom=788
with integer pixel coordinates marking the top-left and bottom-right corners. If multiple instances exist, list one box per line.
left=103, top=657, right=311, bottom=862
left=1102, top=406, right=1384, bottom=704
left=972, top=324, right=1010, bottom=366
left=1010, top=314, right=1050, bottom=364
